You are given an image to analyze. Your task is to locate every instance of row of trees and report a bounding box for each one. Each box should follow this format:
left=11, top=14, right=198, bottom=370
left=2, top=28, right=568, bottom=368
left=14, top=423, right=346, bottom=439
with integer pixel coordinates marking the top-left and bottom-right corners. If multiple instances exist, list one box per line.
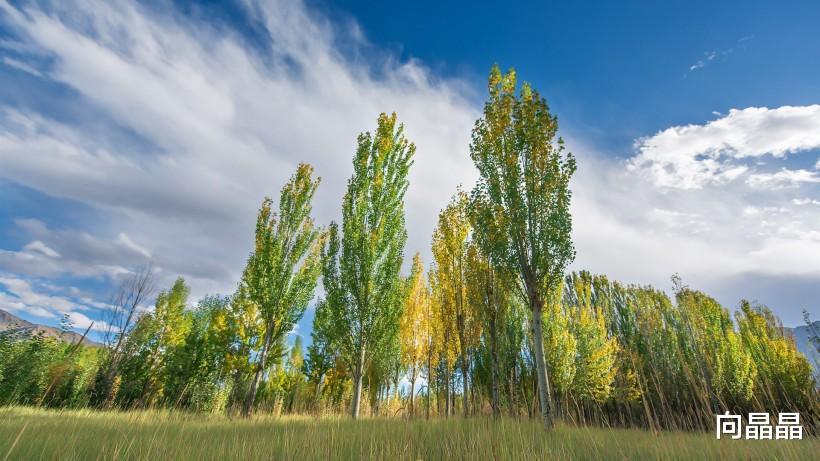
left=0, top=66, right=817, bottom=432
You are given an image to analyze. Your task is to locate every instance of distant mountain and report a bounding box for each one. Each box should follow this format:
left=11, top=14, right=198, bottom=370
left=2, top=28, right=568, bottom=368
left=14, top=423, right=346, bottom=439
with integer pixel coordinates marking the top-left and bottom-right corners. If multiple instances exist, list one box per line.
left=0, top=308, right=103, bottom=347
left=785, top=321, right=820, bottom=378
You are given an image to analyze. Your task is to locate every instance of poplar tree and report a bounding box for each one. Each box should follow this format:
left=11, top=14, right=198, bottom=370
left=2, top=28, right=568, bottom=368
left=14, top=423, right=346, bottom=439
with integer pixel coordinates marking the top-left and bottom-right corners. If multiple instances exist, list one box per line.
left=399, top=253, right=430, bottom=418
left=465, top=242, right=509, bottom=419
left=139, top=277, right=191, bottom=407
left=305, top=299, right=337, bottom=410
left=238, top=163, right=325, bottom=417
left=468, top=65, right=577, bottom=428
left=322, top=113, right=413, bottom=419
left=432, top=190, right=474, bottom=417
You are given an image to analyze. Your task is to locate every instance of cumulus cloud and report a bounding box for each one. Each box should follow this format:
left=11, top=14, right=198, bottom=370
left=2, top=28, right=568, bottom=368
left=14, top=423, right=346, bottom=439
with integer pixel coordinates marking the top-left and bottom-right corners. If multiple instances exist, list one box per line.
left=747, top=168, right=820, bottom=189
left=629, top=105, right=820, bottom=189
left=793, top=198, right=820, bottom=206
left=0, top=274, right=109, bottom=330
left=622, top=105, right=820, bottom=312
left=571, top=131, right=820, bottom=324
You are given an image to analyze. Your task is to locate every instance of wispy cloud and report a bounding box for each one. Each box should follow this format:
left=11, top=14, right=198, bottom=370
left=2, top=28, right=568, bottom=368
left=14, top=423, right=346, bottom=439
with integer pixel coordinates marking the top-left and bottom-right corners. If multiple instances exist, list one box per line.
left=684, top=35, right=752, bottom=77
left=688, top=50, right=717, bottom=72
left=2, top=56, right=43, bottom=77
left=0, top=0, right=478, bottom=300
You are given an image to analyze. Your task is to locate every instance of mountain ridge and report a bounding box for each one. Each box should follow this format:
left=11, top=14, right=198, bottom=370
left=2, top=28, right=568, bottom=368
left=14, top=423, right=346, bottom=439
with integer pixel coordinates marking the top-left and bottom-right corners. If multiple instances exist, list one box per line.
left=0, top=308, right=103, bottom=347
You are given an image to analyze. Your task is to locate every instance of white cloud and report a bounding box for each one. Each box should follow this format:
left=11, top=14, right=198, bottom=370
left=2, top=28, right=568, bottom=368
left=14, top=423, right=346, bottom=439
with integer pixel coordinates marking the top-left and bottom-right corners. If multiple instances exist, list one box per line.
left=23, top=240, right=60, bottom=258
left=0, top=274, right=110, bottom=331
left=742, top=206, right=760, bottom=216
left=0, top=0, right=478, bottom=299
left=0, top=219, right=153, bottom=279
left=2, top=56, right=43, bottom=77
left=688, top=50, right=717, bottom=72
left=629, top=105, right=820, bottom=189
left=792, top=198, right=820, bottom=206
left=746, top=168, right=820, bottom=189
left=0, top=0, right=817, bottom=328
left=570, top=131, right=820, bottom=325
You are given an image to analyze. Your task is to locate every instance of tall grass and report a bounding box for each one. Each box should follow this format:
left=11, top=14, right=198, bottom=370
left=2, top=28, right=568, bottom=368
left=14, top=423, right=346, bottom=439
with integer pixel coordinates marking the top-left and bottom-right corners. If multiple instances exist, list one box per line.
left=1, top=406, right=816, bottom=460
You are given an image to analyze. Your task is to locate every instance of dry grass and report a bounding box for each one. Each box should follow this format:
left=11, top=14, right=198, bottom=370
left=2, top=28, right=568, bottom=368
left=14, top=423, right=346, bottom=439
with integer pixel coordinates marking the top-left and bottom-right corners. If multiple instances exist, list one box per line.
left=0, top=406, right=817, bottom=460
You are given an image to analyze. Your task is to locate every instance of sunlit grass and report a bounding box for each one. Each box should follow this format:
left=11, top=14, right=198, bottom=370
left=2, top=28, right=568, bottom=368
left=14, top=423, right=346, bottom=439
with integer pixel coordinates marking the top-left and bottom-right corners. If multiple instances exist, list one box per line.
left=0, top=406, right=816, bottom=460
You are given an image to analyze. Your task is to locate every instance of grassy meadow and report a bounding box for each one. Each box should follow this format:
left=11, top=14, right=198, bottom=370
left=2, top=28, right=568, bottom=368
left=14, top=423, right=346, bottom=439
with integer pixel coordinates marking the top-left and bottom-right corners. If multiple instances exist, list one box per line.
left=0, top=407, right=817, bottom=460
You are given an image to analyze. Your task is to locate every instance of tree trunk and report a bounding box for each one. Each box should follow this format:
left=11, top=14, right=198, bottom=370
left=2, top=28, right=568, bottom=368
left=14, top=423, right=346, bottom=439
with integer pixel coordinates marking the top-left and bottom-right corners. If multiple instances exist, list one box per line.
left=392, top=366, right=400, bottom=404
left=459, top=336, right=469, bottom=417
left=509, top=364, right=517, bottom=417
left=444, top=362, right=451, bottom=418
left=314, top=379, right=323, bottom=413
left=138, top=351, right=159, bottom=408
left=351, top=346, right=366, bottom=419
left=426, top=348, right=432, bottom=420
left=470, top=368, right=477, bottom=417
left=409, top=365, right=417, bottom=418
left=243, top=324, right=274, bottom=417
left=489, top=314, right=501, bottom=419
left=530, top=296, right=555, bottom=428
left=451, top=372, right=457, bottom=416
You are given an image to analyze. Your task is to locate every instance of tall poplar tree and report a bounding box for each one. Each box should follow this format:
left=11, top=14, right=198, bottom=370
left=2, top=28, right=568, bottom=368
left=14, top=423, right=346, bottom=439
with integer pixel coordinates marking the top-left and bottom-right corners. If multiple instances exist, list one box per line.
left=468, top=65, right=577, bottom=428
left=239, top=163, right=325, bottom=417
left=465, top=242, right=509, bottom=419
left=322, top=113, right=414, bottom=419
left=139, top=277, right=191, bottom=407
left=399, top=253, right=430, bottom=418
left=432, top=190, right=474, bottom=417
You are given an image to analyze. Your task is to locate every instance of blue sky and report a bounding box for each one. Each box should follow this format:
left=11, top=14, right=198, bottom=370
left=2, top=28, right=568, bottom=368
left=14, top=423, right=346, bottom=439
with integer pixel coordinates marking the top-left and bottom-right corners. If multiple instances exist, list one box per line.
left=0, top=0, right=818, bottom=342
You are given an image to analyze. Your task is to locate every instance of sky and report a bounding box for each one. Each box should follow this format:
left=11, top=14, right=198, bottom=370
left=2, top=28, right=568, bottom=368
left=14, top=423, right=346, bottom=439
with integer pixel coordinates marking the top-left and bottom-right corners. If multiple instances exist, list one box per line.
left=0, top=0, right=818, bottom=343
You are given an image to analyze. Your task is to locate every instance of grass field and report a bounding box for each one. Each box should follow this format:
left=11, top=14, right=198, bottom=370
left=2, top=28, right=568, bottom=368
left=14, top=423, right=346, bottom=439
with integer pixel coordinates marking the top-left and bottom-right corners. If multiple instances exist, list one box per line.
left=0, top=407, right=817, bottom=460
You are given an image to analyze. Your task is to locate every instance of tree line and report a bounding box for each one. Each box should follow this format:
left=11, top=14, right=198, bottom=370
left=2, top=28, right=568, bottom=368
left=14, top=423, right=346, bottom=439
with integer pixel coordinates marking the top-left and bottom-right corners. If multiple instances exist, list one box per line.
left=0, top=66, right=817, bottom=432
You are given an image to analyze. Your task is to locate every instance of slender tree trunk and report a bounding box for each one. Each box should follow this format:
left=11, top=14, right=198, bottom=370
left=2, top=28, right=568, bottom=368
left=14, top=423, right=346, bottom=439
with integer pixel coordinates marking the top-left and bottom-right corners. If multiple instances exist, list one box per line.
left=436, top=382, right=442, bottom=416
left=444, top=361, right=451, bottom=418
left=371, top=383, right=380, bottom=417
left=530, top=296, right=555, bottom=428
left=314, top=379, right=323, bottom=413
left=138, top=351, right=159, bottom=408
left=489, top=314, right=501, bottom=419
left=409, top=365, right=417, bottom=418
left=509, top=364, right=517, bottom=417
left=426, top=384, right=431, bottom=420
left=470, top=367, right=477, bottom=417
left=243, top=324, right=274, bottom=417
left=426, top=349, right=432, bottom=420
left=458, top=329, right=469, bottom=417
left=451, top=372, right=457, bottom=416
left=291, top=380, right=301, bottom=414
left=138, top=325, right=166, bottom=408
left=392, top=366, right=400, bottom=405
left=351, top=347, right=366, bottom=419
